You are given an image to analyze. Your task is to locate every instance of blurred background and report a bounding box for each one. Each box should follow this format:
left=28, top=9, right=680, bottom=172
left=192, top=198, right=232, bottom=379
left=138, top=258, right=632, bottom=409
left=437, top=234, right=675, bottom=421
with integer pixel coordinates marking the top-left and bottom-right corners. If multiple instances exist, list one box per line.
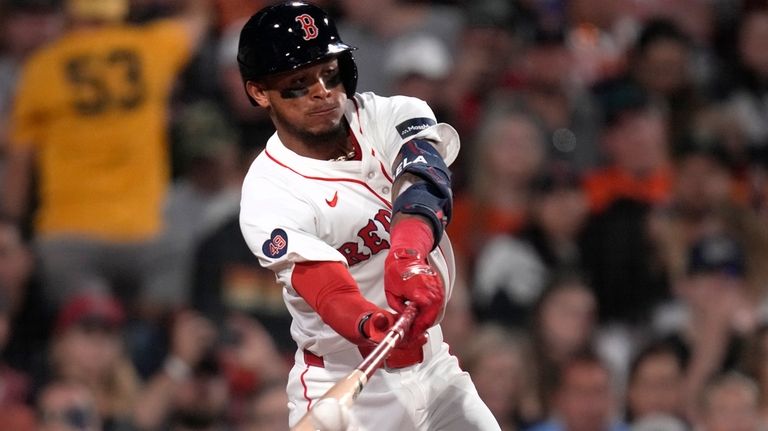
left=2, top=0, right=768, bottom=430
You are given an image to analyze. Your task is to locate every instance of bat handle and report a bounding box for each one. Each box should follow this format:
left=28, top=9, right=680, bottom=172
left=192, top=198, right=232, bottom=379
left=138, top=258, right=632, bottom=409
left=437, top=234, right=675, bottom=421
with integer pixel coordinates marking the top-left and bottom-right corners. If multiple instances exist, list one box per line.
left=358, top=302, right=418, bottom=379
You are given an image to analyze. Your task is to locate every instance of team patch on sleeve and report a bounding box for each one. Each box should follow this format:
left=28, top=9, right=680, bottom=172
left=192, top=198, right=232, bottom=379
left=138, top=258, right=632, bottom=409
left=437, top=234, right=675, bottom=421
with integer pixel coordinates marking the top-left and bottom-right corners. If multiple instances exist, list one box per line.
left=396, top=117, right=437, bottom=139
left=262, top=229, right=288, bottom=258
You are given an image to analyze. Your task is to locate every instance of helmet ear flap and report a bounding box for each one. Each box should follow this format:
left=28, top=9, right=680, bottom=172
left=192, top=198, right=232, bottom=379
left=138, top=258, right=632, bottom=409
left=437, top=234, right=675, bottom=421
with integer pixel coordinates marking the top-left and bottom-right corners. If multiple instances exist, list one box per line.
left=338, top=51, right=358, bottom=98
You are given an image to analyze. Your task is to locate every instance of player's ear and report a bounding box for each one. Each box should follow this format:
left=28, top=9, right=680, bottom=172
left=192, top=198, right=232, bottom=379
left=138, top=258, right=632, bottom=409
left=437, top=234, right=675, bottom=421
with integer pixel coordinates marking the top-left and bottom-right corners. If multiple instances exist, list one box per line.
left=246, top=81, right=270, bottom=108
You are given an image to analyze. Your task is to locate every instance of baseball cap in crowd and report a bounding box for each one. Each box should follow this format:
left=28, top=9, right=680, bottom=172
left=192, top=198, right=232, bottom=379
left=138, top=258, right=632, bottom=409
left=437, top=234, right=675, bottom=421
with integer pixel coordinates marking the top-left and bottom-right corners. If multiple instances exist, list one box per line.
left=686, top=234, right=746, bottom=277
left=385, top=34, right=452, bottom=81
left=55, top=292, right=126, bottom=334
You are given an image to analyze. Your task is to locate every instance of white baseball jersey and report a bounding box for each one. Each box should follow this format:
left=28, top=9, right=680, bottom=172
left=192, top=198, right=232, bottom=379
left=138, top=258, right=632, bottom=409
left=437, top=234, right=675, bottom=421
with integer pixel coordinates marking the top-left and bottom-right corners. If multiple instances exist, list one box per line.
left=240, top=92, right=458, bottom=356
left=240, top=92, right=500, bottom=430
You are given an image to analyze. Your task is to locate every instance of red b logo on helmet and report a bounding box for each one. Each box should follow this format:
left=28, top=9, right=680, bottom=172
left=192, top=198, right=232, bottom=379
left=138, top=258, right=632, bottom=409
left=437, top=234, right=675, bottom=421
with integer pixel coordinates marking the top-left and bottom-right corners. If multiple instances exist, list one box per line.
left=295, top=14, right=319, bottom=41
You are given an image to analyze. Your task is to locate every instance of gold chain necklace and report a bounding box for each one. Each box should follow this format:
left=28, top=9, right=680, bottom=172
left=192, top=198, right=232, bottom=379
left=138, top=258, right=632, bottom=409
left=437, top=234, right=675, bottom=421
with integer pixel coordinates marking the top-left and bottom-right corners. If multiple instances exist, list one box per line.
left=330, top=146, right=356, bottom=161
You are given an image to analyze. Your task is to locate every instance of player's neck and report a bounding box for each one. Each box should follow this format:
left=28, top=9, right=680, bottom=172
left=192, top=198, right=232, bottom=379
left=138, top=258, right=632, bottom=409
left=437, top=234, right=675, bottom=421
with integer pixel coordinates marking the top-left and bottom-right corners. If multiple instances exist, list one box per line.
left=278, top=123, right=353, bottom=161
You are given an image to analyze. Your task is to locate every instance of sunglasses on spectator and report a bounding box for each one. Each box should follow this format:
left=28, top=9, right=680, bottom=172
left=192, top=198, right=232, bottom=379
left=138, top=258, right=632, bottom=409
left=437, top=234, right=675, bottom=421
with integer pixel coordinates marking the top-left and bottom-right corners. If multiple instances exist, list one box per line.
left=39, top=406, right=97, bottom=429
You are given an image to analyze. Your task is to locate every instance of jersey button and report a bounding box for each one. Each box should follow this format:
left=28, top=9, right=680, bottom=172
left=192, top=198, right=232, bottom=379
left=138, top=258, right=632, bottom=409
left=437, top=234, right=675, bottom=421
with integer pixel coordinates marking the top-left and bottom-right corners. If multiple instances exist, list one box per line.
left=382, top=186, right=390, bottom=194
left=367, top=172, right=375, bottom=179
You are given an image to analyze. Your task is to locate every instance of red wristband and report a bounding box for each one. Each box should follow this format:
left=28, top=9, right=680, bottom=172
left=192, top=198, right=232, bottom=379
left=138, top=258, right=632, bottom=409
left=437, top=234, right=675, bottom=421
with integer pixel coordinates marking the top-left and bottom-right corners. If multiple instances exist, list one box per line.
left=389, top=216, right=434, bottom=255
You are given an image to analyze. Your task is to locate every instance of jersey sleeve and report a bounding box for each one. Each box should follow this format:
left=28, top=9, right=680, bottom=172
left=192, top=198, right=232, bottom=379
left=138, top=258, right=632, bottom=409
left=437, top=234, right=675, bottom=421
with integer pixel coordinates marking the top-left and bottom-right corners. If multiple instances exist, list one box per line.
left=364, top=93, right=460, bottom=170
left=239, top=177, right=349, bottom=288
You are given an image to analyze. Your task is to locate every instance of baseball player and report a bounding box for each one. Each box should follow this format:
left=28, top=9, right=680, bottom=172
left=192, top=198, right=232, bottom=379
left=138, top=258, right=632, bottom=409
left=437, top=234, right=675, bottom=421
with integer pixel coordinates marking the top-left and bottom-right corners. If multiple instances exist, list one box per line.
left=237, top=2, right=500, bottom=430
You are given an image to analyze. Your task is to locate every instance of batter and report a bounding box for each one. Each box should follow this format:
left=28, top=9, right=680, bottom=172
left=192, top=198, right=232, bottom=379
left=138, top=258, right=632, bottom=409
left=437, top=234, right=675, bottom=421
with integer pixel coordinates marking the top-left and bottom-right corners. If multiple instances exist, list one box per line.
left=237, top=2, right=500, bottom=430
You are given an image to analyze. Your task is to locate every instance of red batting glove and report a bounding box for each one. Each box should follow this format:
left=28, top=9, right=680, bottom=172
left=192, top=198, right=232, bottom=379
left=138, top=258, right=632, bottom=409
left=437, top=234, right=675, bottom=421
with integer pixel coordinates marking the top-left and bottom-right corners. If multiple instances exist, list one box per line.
left=358, top=309, right=426, bottom=367
left=384, top=217, right=445, bottom=341
left=359, top=310, right=395, bottom=343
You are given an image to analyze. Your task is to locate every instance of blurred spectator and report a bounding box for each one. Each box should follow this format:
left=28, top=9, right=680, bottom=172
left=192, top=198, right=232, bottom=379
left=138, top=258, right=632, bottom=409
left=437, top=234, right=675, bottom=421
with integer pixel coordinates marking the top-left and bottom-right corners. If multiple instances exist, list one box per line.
left=647, top=135, right=768, bottom=294
left=211, top=0, right=263, bottom=32
left=439, top=265, right=478, bottom=361
left=473, top=163, right=588, bottom=325
left=0, top=216, right=51, bottom=375
left=37, top=380, right=102, bottom=431
left=217, top=313, right=289, bottom=420
left=695, top=371, right=765, bottom=431
left=384, top=33, right=453, bottom=121
left=566, top=0, right=640, bottom=87
left=501, top=26, right=602, bottom=169
left=0, top=0, right=63, bottom=158
left=0, top=291, right=30, bottom=408
left=336, top=0, right=463, bottom=95
left=724, top=7, right=768, bottom=157
left=529, top=274, right=598, bottom=407
left=642, top=0, right=727, bottom=99
left=236, top=379, right=289, bottom=431
left=215, top=17, right=275, bottom=153
left=605, top=18, right=705, bottom=146
left=585, top=86, right=672, bottom=214
left=449, top=109, right=546, bottom=269
left=48, top=292, right=140, bottom=430
left=581, top=87, right=672, bottom=324
left=625, top=340, right=688, bottom=426
left=1, top=0, right=211, bottom=311
left=145, top=101, right=242, bottom=313
left=441, top=0, right=519, bottom=140
left=741, top=323, right=768, bottom=424
left=133, top=310, right=283, bottom=431
left=526, top=350, right=629, bottom=431
left=0, top=282, right=35, bottom=431
left=462, top=324, right=542, bottom=430
left=133, top=310, right=217, bottom=429
left=652, top=234, right=761, bottom=421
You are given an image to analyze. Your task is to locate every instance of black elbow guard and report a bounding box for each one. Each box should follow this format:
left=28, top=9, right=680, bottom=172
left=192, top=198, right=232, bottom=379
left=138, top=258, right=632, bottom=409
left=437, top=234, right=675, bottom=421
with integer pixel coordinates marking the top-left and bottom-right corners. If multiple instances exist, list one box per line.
left=391, top=139, right=453, bottom=247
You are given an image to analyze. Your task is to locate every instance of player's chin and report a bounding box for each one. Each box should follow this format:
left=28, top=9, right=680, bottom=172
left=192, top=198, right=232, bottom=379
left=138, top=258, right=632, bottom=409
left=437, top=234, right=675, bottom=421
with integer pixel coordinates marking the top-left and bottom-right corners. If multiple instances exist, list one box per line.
left=306, top=118, right=344, bottom=137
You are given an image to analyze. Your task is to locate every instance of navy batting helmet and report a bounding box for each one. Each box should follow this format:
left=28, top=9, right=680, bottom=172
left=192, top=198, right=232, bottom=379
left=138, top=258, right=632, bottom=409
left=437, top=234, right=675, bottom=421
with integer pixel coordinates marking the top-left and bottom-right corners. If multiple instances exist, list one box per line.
left=237, top=1, right=358, bottom=97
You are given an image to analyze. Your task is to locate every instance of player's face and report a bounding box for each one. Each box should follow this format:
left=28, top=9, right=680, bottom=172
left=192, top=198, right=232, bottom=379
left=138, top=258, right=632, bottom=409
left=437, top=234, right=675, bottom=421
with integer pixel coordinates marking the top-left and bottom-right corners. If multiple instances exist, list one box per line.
left=248, top=58, right=347, bottom=140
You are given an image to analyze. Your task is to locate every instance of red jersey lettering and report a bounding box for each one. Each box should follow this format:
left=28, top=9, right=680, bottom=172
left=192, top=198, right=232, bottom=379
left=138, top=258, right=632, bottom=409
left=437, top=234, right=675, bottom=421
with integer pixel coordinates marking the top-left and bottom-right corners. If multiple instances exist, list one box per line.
left=358, top=220, right=389, bottom=255
left=338, top=241, right=370, bottom=266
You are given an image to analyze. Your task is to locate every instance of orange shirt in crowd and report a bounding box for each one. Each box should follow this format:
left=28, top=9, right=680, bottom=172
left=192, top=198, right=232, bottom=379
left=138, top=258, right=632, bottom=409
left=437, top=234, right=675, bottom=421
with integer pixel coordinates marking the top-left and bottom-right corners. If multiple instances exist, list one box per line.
left=584, top=166, right=673, bottom=214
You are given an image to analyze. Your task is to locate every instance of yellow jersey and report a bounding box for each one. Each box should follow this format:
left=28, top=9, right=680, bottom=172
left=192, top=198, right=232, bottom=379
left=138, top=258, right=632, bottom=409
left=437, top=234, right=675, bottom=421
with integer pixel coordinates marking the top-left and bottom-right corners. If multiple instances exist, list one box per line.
left=10, top=20, right=192, bottom=241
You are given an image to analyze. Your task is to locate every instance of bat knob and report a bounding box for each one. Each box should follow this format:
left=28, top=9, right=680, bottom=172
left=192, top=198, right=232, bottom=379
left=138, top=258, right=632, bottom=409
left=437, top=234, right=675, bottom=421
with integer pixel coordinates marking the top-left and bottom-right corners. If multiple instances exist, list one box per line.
left=310, top=398, right=351, bottom=431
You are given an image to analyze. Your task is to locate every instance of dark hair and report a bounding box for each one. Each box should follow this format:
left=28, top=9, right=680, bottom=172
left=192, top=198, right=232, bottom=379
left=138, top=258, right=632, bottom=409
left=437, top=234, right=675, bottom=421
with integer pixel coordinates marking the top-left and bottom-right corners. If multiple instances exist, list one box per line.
left=551, top=349, right=609, bottom=392
left=635, top=18, right=691, bottom=55
left=628, top=339, right=688, bottom=385
left=672, top=133, right=735, bottom=170
left=594, top=81, right=652, bottom=129
left=532, top=271, right=592, bottom=318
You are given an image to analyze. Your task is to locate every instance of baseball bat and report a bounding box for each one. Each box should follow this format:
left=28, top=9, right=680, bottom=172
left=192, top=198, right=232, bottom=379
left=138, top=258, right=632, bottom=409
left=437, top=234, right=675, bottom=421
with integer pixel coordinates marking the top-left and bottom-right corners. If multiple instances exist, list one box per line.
left=290, top=303, right=418, bottom=431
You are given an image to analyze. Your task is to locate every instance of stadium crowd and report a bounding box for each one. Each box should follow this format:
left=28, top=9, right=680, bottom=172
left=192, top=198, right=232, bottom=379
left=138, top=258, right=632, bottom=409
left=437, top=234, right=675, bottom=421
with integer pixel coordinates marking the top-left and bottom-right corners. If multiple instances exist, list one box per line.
left=2, top=0, right=768, bottom=430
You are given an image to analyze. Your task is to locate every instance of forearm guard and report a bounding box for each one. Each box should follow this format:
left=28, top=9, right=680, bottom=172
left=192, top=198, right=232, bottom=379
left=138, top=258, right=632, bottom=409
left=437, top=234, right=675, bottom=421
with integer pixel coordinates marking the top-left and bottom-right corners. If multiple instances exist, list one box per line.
left=391, top=139, right=453, bottom=248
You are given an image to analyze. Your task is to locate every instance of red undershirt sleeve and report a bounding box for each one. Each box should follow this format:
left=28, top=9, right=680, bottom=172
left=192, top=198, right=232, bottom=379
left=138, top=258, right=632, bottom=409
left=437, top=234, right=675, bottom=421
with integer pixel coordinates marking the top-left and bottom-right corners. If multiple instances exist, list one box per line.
left=291, top=260, right=380, bottom=345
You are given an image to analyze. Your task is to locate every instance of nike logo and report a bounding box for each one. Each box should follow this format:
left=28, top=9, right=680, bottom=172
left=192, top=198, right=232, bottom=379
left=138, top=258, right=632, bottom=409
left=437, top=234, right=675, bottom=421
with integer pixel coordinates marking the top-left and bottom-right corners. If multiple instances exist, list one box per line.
left=325, top=191, right=338, bottom=207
